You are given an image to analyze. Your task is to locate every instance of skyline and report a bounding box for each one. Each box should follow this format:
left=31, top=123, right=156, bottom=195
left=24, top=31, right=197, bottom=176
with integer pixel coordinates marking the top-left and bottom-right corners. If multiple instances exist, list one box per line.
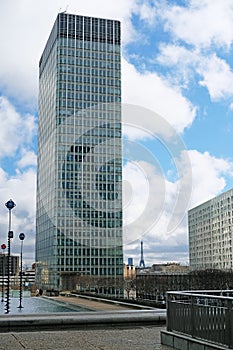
left=0, top=0, right=233, bottom=267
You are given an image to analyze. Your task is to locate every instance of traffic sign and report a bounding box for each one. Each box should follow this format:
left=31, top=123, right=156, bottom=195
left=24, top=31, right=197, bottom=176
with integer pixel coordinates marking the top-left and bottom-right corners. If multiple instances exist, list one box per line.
left=19, top=233, right=25, bottom=240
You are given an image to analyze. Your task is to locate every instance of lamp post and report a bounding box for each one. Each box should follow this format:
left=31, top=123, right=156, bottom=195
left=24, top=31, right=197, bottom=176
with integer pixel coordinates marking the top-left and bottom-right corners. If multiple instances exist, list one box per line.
left=5, top=199, right=16, bottom=314
left=18, top=233, right=25, bottom=309
left=1, top=244, right=6, bottom=302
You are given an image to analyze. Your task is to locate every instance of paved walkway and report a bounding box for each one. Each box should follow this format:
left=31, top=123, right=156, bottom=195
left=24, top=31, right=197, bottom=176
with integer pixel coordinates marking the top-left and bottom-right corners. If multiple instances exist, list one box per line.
left=0, top=326, right=171, bottom=350
left=0, top=296, right=171, bottom=349
left=53, top=295, right=148, bottom=310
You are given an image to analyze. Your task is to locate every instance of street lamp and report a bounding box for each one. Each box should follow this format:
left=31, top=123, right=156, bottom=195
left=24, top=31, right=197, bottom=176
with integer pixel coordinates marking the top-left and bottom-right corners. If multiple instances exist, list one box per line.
left=1, top=244, right=6, bottom=302
left=5, top=199, right=16, bottom=314
left=18, top=233, right=25, bottom=309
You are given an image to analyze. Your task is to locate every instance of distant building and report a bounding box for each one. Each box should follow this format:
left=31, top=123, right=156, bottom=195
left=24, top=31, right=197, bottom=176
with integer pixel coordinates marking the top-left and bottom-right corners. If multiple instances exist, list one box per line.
left=0, top=253, right=19, bottom=276
left=136, top=264, right=189, bottom=302
left=188, top=188, right=233, bottom=270
left=124, top=262, right=136, bottom=280
left=150, top=263, right=189, bottom=273
left=136, top=268, right=233, bottom=303
left=0, top=253, right=19, bottom=290
left=123, top=261, right=136, bottom=299
left=128, top=257, right=133, bottom=266
left=24, top=267, right=36, bottom=291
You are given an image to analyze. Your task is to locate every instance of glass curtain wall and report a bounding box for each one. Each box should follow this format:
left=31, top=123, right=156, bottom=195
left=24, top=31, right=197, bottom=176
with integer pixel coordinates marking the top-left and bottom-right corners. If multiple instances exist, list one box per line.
left=36, top=13, right=123, bottom=294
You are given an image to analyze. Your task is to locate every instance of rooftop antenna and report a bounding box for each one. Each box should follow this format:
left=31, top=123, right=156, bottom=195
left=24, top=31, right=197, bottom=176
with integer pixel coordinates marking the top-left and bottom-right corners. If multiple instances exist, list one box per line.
left=139, top=241, right=145, bottom=268
left=59, top=5, right=68, bottom=13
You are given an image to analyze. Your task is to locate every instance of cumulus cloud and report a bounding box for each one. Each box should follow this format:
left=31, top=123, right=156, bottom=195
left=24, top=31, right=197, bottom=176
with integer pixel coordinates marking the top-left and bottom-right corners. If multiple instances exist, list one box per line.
left=122, top=143, right=191, bottom=265
left=0, top=96, right=36, bottom=159
left=157, top=45, right=233, bottom=102
left=188, top=150, right=233, bottom=207
left=134, top=1, right=233, bottom=106
left=131, top=0, right=233, bottom=49
left=122, top=59, right=197, bottom=133
left=134, top=1, right=158, bottom=26
left=123, top=162, right=190, bottom=265
left=16, top=150, right=37, bottom=169
left=198, top=54, right=233, bottom=101
left=0, top=0, right=137, bottom=107
left=162, top=0, right=233, bottom=49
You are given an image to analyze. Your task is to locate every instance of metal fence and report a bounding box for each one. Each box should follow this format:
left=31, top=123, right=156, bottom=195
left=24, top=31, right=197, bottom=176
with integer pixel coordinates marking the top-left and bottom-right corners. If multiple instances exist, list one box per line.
left=166, top=290, right=233, bottom=348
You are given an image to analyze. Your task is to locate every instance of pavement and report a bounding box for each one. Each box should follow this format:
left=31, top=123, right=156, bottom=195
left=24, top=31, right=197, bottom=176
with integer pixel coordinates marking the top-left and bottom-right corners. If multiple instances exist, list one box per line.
left=0, top=326, right=171, bottom=350
left=52, top=294, right=156, bottom=310
left=0, top=296, right=171, bottom=350
left=54, top=294, right=138, bottom=310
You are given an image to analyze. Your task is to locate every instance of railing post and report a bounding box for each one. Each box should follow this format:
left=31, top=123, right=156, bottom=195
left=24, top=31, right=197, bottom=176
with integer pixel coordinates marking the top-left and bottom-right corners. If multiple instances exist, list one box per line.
left=226, top=298, right=233, bottom=348
left=167, top=292, right=171, bottom=331
left=190, top=295, right=195, bottom=338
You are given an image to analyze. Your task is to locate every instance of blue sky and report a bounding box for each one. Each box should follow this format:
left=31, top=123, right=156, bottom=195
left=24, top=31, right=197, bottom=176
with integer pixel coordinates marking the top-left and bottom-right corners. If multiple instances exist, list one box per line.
left=0, top=0, right=233, bottom=267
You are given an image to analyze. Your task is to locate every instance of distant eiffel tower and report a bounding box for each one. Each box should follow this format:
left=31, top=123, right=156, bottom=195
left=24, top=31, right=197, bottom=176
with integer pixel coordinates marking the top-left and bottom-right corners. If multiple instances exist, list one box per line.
left=139, top=241, right=145, bottom=268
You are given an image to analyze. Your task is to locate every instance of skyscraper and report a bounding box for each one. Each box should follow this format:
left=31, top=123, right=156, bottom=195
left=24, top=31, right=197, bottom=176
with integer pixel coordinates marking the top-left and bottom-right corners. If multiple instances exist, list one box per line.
left=36, top=13, right=123, bottom=294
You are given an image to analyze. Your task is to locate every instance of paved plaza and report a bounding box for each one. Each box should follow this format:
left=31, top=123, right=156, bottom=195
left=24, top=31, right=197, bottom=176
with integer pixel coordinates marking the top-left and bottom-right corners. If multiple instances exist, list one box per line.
left=0, top=326, right=171, bottom=350
left=0, top=295, right=171, bottom=349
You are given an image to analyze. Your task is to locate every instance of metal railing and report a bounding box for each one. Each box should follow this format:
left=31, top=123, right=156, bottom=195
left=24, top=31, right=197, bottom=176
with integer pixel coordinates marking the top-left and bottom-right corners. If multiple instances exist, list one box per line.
left=166, top=290, right=233, bottom=348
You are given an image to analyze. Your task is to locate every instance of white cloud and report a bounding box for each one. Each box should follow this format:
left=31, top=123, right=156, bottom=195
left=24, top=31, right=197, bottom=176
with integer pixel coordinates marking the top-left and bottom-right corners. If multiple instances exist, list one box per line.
left=0, top=97, right=36, bottom=158
left=122, top=153, right=191, bottom=264
left=137, top=1, right=233, bottom=105
left=198, top=54, right=233, bottom=101
left=123, top=161, right=150, bottom=226
left=163, top=0, right=233, bottom=49
left=130, top=0, right=233, bottom=49
left=123, top=175, right=190, bottom=265
left=0, top=0, right=137, bottom=107
left=123, top=160, right=166, bottom=245
left=157, top=45, right=233, bottom=102
left=188, top=150, right=233, bottom=208
left=157, top=44, right=197, bottom=87
left=16, top=150, right=37, bottom=169
left=134, top=1, right=158, bottom=26
left=122, top=58, right=197, bottom=133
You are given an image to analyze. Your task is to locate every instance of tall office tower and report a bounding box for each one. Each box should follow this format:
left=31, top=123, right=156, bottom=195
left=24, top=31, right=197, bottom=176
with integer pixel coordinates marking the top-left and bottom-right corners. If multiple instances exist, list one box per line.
left=36, top=13, right=123, bottom=293
left=188, top=188, right=233, bottom=271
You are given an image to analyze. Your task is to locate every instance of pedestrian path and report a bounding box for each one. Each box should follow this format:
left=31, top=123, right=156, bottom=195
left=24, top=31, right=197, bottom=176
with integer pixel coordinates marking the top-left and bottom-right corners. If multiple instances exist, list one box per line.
left=0, top=326, right=171, bottom=350
left=0, top=295, right=170, bottom=349
left=53, top=294, right=146, bottom=310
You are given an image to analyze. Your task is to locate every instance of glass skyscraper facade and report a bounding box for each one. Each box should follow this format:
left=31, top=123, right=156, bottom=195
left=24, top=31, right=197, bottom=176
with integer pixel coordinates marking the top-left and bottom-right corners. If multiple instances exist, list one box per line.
left=36, top=13, right=123, bottom=293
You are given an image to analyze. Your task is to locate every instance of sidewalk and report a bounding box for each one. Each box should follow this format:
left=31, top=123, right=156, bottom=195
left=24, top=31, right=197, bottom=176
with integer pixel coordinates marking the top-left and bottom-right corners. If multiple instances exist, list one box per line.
left=52, top=294, right=154, bottom=310
left=0, top=326, right=171, bottom=350
left=0, top=296, right=171, bottom=350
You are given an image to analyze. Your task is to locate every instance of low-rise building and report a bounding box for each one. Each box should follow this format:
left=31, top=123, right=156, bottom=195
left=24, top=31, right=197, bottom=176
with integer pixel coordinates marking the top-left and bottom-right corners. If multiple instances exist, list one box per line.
left=0, top=253, right=19, bottom=277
